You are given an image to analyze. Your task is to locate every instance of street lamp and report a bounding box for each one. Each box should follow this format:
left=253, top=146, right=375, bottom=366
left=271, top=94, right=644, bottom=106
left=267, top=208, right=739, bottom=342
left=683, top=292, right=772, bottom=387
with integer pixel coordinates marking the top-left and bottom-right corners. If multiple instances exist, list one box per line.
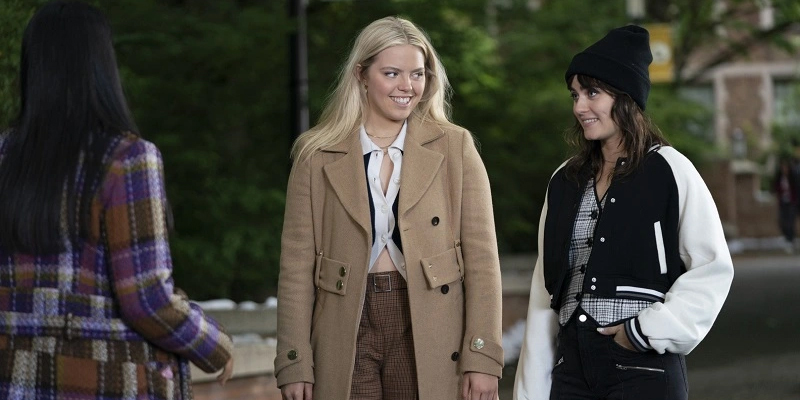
left=288, top=0, right=309, bottom=142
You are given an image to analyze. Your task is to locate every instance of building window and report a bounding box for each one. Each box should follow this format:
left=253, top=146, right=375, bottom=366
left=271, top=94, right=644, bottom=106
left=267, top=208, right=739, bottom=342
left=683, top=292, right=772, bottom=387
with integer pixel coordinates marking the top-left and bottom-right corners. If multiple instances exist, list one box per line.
left=774, top=80, right=800, bottom=129
left=678, top=85, right=715, bottom=142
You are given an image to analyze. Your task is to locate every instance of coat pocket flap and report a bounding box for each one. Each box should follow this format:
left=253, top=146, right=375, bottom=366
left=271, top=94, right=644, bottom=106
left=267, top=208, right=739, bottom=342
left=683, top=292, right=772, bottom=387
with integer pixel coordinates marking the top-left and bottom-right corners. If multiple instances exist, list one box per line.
left=318, top=257, right=350, bottom=295
left=420, top=248, right=462, bottom=289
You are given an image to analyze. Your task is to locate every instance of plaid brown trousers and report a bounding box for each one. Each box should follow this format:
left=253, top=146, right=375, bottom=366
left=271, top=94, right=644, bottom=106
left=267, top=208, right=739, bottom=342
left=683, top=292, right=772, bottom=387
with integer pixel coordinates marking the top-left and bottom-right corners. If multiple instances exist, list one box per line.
left=350, top=271, right=418, bottom=399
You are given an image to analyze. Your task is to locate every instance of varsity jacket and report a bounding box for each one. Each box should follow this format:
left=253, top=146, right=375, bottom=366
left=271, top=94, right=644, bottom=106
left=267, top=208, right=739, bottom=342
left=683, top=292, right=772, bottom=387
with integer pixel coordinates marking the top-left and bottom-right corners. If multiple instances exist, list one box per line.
left=513, top=146, right=734, bottom=400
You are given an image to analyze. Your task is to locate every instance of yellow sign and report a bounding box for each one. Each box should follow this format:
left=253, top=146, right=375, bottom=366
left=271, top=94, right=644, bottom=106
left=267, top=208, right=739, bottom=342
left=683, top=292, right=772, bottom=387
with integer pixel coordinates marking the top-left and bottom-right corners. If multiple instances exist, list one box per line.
left=644, top=23, right=673, bottom=83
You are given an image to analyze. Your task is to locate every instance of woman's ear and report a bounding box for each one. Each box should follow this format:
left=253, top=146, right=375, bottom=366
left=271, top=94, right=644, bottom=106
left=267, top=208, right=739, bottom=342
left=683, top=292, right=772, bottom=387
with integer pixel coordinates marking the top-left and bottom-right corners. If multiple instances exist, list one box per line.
left=355, top=65, right=367, bottom=91
left=355, top=64, right=364, bottom=82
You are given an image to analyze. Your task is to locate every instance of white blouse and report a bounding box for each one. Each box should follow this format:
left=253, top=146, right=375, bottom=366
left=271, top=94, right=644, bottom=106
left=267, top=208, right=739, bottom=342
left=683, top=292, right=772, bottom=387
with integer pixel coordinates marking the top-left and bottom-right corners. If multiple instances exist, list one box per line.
left=359, top=123, right=407, bottom=279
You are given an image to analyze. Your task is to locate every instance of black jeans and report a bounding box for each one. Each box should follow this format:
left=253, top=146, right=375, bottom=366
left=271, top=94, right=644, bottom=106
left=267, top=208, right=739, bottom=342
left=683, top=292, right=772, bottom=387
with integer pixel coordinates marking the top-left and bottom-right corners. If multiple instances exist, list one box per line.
left=550, top=310, right=688, bottom=400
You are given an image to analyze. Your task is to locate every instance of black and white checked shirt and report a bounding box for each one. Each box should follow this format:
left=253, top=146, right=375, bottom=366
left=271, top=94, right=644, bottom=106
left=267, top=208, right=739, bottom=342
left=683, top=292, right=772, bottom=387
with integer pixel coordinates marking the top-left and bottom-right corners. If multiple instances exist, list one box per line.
left=558, top=178, right=653, bottom=326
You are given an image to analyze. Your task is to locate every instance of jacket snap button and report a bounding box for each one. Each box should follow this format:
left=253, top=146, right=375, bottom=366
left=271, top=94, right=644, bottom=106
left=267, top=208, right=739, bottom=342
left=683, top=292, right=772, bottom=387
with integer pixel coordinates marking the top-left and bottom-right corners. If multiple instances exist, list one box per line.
left=441, top=284, right=450, bottom=294
left=431, top=216, right=440, bottom=226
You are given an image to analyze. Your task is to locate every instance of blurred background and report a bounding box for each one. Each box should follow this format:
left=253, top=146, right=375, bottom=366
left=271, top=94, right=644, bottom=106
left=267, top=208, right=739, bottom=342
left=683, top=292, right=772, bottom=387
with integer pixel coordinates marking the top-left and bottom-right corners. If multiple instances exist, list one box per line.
left=1, top=0, right=799, bottom=398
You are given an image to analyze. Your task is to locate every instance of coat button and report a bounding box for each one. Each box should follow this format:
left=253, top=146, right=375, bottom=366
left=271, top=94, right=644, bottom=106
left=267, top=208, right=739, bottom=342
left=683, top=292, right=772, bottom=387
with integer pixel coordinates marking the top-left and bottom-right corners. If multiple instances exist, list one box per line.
left=431, top=216, right=440, bottom=226
left=336, top=280, right=343, bottom=290
left=472, top=338, right=485, bottom=350
left=451, top=352, right=460, bottom=361
left=441, top=284, right=450, bottom=294
left=339, top=267, right=347, bottom=277
left=288, top=350, right=297, bottom=360
left=590, top=210, right=598, bottom=219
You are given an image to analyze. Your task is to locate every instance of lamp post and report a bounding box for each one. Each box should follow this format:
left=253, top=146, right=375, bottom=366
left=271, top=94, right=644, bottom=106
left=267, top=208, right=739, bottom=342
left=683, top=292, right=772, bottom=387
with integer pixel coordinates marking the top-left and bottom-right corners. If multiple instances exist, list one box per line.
left=288, top=0, right=309, bottom=142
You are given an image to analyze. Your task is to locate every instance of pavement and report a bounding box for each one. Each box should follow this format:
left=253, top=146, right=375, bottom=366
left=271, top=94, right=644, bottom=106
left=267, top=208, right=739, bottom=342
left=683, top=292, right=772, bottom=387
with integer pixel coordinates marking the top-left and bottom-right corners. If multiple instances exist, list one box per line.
left=193, top=251, right=800, bottom=399
left=499, top=251, right=800, bottom=400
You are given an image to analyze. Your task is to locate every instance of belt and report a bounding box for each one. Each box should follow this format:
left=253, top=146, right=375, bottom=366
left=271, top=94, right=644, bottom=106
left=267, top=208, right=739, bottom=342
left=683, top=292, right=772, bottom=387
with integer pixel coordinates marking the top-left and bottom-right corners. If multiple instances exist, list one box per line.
left=370, top=272, right=407, bottom=292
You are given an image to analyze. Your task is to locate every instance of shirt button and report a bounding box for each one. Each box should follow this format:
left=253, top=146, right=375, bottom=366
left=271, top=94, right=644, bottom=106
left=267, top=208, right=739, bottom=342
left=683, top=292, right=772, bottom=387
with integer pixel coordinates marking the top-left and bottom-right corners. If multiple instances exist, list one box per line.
left=381, top=235, right=387, bottom=243
left=392, top=152, right=401, bottom=160
left=401, top=264, right=406, bottom=270
left=578, top=314, right=587, bottom=323
left=394, top=178, right=400, bottom=184
left=381, top=205, right=389, bottom=213
left=600, top=237, right=605, bottom=243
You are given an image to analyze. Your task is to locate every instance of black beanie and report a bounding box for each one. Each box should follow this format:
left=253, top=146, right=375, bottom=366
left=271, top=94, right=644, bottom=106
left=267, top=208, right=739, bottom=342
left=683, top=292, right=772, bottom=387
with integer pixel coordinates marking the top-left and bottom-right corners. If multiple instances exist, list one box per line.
left=565, top=25, right=653, bottom=110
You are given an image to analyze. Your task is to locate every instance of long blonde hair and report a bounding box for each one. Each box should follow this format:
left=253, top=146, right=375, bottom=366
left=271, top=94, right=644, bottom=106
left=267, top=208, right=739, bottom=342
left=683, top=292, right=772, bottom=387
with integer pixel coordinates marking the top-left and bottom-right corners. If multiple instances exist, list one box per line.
left=291, top=16, right=455, bottom=162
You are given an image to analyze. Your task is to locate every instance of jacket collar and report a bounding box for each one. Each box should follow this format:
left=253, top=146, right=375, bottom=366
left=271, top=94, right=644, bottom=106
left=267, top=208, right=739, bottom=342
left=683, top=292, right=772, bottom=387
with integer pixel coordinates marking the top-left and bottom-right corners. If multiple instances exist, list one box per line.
left=321, top=117, right=447, bottom=236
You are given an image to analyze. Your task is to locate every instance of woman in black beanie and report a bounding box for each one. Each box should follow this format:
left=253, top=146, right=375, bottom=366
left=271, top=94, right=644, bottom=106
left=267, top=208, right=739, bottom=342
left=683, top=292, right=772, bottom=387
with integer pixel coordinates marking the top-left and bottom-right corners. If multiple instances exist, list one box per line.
left=513, top=25, right=734, bottom=399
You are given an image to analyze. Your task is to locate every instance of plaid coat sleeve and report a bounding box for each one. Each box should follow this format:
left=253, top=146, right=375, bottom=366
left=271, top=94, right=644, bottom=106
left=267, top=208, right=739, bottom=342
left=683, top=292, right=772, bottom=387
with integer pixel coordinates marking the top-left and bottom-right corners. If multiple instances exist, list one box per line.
left=103, top=137, right=233, bottom=373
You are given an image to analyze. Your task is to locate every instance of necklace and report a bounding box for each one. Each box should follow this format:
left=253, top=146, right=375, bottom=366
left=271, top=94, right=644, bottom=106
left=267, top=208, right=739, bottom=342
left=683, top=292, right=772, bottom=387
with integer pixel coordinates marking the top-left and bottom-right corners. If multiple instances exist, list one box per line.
left=366, top=131, right=400, bottom=139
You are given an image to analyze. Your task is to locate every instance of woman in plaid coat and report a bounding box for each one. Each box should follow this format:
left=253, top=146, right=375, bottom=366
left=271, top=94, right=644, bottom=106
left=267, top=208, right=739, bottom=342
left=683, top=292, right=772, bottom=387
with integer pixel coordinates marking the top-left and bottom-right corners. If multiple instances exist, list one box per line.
left=0, top=2, right=233, bottom=399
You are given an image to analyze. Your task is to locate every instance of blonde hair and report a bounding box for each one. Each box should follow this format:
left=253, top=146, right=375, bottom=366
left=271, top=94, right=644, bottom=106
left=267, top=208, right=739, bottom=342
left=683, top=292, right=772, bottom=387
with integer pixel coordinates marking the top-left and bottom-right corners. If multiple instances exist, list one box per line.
left=291, top=16, right=455, bottom=161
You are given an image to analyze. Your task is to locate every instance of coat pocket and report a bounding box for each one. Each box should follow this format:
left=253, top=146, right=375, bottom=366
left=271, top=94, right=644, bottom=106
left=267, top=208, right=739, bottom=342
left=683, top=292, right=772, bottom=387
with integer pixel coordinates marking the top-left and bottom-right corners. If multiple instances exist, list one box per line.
left=317, top=256, right=351, bottom=295
left=420, top=248, right=463, bottom=289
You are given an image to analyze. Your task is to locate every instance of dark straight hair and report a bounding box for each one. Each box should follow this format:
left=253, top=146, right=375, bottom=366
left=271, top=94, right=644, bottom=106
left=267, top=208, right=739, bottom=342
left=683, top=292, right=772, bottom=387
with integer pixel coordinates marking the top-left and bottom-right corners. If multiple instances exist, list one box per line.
left=0, top=1, right=138, bottom=254
left=564, top=74, right=669, bottom=182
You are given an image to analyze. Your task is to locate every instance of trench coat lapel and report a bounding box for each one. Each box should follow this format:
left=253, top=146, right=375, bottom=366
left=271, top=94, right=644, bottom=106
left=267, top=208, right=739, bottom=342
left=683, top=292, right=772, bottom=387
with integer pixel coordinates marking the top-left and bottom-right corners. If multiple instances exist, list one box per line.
left=322, top=133, right=372, bottom=236
left=400, top=119, right=445, bottom=216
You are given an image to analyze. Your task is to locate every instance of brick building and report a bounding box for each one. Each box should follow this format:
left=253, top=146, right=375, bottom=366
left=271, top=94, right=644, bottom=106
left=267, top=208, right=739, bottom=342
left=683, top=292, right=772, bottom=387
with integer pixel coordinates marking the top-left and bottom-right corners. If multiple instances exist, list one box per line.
left=681, top=5, right=800, bottom=249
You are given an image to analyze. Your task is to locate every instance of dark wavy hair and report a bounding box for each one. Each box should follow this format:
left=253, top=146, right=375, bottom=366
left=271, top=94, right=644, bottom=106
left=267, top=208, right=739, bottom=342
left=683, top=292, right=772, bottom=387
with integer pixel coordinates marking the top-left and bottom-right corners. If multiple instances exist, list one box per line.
left=0, top=1, right=138, bottom=254
left=564, top=74, right=669, bottom=182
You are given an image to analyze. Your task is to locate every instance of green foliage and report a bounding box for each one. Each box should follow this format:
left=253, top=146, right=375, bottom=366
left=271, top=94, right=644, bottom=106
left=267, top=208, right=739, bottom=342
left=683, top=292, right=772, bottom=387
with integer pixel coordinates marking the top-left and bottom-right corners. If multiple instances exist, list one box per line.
left=102, top=0, right=293, bottom=301
left=0, top=0, right=38, bottom=128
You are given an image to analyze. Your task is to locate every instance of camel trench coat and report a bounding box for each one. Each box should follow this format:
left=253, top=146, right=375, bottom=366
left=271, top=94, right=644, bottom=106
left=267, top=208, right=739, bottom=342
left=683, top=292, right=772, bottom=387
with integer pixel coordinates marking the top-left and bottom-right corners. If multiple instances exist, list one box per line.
left=275, top=118, right=503, bottom=399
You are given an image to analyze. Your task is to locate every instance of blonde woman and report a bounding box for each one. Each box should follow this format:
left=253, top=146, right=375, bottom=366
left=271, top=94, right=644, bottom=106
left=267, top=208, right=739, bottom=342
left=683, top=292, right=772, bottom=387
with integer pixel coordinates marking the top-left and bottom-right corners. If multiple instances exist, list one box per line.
left=275, top=16, right=504, bottom=400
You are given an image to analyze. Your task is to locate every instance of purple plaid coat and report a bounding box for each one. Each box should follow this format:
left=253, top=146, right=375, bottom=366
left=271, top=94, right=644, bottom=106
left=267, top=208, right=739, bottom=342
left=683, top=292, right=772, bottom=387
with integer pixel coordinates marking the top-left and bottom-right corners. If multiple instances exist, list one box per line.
left=0, top=133, right=233, bottom=400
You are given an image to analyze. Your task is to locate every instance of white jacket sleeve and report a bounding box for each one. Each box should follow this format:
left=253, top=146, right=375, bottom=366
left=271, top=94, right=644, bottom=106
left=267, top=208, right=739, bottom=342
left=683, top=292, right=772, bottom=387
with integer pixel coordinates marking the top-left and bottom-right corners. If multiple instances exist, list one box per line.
left=632, top=147, right=734, bottom=355
left=513, top=192, right=559, bottom=400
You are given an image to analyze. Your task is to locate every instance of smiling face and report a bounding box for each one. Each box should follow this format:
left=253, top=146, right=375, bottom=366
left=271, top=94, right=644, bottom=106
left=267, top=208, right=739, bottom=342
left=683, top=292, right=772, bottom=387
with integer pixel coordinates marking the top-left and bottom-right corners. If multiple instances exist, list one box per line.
left=569, top=75, right=621, bottom=146
left=359, top=44, right=426, bottom=132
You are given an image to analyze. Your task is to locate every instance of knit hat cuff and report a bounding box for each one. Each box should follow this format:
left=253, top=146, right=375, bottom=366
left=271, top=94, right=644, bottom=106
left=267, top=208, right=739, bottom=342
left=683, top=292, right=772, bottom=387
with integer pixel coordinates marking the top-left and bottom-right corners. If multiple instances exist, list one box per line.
left=565, top=52, right=650, bottom=111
